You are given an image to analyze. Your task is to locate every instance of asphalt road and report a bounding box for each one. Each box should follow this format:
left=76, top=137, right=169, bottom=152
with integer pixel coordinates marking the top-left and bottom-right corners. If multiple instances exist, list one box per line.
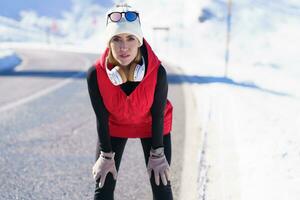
left=0, top=49, right=186, bottom=200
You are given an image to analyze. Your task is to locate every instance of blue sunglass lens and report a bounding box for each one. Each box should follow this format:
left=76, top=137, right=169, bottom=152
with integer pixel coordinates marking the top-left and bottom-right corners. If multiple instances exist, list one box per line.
left=125, top=12, right=138, bottom=21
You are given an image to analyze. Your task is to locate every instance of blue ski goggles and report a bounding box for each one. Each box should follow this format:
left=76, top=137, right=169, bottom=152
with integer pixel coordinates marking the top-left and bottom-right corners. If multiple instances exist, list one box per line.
left=106, top=11, right=139, bottom=25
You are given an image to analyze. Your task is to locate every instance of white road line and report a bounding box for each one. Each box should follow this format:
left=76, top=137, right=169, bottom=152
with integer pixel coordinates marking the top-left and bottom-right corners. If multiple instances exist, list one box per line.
left=0, top=55, right=91, bottom=113
left=197, top=92, right=212, bottom=200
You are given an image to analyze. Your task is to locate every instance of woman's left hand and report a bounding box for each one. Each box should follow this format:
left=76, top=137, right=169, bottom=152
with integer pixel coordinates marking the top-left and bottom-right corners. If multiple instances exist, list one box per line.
left=147, top=147, right=171, bottom=186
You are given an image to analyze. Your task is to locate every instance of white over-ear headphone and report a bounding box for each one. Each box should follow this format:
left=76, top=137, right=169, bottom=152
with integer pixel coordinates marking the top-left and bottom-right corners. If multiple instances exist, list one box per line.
left=106, top=56, right=145, bottom=86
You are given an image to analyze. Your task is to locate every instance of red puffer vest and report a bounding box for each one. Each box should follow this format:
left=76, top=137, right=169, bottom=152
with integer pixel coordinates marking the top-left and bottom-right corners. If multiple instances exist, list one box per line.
left=94, top=40, right=173, bottom=138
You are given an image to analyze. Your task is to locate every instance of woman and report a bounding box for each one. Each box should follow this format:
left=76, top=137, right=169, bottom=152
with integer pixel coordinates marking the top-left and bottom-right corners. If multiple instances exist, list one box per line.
left=86, top=3, right=173, bottom=200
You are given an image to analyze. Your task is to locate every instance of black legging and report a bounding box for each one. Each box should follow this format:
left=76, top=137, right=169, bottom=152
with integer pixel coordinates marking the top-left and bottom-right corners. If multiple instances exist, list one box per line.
left=94, top=134, right=173, bottom=200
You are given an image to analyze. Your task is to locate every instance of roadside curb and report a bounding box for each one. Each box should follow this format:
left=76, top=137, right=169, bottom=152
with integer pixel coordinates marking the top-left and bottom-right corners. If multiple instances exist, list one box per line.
left=165, top=62, right=204, bottom=200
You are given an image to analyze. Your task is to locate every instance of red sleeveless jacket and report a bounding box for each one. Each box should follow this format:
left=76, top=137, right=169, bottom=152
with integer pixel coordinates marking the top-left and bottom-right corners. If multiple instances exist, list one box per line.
left=94, top=40, right=173, bottom=138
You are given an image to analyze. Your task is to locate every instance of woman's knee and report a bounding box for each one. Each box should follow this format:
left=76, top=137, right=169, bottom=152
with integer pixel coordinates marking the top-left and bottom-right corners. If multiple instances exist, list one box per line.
left=150, top=177, right=173, bottom=200
left=94, top=173, right=116, bottom=200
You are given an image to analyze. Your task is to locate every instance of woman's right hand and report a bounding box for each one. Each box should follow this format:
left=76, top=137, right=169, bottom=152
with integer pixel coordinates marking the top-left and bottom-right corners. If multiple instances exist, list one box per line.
left=92, top=151, right=118, bottom=188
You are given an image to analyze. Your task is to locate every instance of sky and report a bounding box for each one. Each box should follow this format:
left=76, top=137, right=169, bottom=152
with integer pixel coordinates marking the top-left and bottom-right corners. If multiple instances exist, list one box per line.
left=0, top=0, right=113, bottom=20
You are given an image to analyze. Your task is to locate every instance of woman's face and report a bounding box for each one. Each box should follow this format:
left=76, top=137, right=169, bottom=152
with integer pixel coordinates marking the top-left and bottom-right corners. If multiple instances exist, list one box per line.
left=109, top=33, right=140, bottom=67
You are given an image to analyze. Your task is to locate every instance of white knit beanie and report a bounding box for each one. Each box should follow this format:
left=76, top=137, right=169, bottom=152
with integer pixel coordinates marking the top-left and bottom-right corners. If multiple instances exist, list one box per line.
left=105, top=3, right=143, bottom=47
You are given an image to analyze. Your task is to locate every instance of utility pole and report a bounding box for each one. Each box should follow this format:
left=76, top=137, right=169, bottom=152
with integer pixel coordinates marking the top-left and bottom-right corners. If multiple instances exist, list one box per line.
left=224, top=0, right=232, bottom=77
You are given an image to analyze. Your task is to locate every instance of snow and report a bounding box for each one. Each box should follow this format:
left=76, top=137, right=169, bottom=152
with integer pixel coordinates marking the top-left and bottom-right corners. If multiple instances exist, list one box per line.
left=1, top=0, right=300, bottom=199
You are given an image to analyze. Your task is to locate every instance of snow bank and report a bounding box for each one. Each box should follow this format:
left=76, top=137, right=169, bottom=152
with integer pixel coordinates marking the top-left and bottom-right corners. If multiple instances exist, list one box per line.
left=0, top=49, right=22, bottom=72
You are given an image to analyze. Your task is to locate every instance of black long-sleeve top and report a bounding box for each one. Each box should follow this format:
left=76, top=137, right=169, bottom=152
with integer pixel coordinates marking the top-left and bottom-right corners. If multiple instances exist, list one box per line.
left=86, top=50, right=168, bottom=152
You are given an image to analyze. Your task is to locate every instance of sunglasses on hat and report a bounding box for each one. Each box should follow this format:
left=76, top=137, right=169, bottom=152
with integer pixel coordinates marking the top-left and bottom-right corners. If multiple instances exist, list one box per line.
left=107, top=11, right=139, bottom=25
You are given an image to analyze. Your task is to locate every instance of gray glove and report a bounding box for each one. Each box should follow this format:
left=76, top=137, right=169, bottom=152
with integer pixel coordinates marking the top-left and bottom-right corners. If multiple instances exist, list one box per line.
left=147, top=147, right=171, bottom=186
left=92, top=151, right=117, bottom=188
